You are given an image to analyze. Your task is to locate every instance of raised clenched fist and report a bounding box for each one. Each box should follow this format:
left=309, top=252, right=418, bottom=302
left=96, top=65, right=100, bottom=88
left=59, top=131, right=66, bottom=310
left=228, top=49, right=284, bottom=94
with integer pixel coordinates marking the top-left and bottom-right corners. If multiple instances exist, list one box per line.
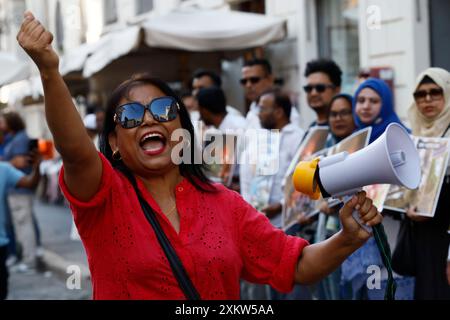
left=16, top=11, right=59, bottom=73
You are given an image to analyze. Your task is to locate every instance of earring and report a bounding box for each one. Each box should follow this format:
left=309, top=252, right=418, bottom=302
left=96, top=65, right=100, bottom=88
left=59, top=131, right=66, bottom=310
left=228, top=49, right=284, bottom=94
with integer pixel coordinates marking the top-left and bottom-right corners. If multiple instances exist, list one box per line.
left=112, top=150, right=122, bottom=161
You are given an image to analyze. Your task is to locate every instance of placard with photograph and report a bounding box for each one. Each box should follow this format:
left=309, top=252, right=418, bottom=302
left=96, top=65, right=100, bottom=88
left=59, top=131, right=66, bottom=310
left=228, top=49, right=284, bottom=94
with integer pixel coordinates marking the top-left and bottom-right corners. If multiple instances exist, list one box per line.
left=384, top=136, right=450, bottom=217
left=203, top=131, right=238, bottom=187
left=246, top=131, right=281, bottom=211
left=282, top=127, right=330, bottom=230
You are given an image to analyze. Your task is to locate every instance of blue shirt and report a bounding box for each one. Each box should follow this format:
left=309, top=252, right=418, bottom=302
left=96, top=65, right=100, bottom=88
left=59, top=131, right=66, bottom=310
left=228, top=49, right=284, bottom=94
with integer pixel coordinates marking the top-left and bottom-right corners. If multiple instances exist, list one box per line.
left=3, top=130, right=32, bottom=195
left=0, top=162, right=24, bottom=246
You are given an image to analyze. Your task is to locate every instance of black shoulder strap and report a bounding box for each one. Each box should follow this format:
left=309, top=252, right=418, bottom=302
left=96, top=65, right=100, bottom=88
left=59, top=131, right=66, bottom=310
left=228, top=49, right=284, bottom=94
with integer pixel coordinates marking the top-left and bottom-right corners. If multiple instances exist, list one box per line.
left=134, top=187, right=201, bottom=300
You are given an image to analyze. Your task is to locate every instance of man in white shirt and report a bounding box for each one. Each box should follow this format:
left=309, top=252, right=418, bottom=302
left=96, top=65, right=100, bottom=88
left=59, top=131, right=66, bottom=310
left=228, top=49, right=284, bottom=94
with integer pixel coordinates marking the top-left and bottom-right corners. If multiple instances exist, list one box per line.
left=239, top=89, right=305, bottom=300
left=240, top=58, right=300, bottom=128
left=196, top=87, right=247, bottom=132
left=240, top=89, right=304, bottom=227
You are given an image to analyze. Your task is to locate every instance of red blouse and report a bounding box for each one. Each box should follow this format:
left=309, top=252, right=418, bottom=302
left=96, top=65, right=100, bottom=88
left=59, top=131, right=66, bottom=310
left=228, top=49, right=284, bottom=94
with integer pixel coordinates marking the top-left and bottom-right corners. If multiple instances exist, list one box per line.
left=59, top=153, right=309, bottom=300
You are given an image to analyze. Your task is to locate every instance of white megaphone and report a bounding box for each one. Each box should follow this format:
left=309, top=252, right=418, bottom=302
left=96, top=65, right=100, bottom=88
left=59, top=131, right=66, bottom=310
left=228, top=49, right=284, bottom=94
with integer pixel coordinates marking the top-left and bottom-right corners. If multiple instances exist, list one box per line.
left=293, top=123, right=421, bottom=232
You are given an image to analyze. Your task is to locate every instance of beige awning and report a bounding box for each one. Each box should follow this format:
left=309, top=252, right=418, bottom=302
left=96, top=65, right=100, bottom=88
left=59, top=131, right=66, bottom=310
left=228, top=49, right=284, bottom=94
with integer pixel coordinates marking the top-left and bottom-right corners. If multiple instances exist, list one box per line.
left=0, top=52, right=30, bottom=86
left=141, top=9, right=287, bottom=51
left=59, top=9, right=287, bottom=78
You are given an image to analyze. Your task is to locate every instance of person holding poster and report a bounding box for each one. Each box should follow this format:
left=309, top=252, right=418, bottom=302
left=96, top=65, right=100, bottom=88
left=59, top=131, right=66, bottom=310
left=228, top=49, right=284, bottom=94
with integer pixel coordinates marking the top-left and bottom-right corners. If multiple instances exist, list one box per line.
left=406, top=67, right=450, bottom=300
left=315, top=93, right=357, bottom=300
left=340, top=78, right=411, bottom=300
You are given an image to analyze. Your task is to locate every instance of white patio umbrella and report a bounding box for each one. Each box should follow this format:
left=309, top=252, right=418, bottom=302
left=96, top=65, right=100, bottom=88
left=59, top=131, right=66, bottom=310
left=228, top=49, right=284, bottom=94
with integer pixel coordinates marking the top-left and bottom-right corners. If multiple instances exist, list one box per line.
left=0, top=51, right=30, bottom=86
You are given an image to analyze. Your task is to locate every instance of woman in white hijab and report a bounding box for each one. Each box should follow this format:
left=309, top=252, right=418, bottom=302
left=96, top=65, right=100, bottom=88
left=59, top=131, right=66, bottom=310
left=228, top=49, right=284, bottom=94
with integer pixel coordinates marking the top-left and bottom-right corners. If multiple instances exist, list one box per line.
left=406, top=67, right=450, bottom=300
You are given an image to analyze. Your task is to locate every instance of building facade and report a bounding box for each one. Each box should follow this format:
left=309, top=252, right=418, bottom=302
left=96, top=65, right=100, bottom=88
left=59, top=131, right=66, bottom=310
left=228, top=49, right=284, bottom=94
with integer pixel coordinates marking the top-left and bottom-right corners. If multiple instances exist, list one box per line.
left=291, top=0, right=447, bottom=127
left=0, top=0, right=449, bottom=133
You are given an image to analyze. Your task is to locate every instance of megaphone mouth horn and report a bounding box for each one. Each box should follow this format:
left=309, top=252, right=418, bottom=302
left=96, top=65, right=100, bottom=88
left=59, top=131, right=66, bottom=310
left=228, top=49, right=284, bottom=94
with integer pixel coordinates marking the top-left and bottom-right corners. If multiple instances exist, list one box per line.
left=293, top=123, right=421, bottom=202
left=383, top=123, right=421, bottom=190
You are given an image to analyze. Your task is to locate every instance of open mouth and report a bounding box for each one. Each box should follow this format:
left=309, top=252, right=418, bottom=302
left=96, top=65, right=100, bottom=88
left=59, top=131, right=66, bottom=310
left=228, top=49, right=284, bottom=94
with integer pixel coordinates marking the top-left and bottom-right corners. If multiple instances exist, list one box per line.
left=139, top=132, right=167, bottom=156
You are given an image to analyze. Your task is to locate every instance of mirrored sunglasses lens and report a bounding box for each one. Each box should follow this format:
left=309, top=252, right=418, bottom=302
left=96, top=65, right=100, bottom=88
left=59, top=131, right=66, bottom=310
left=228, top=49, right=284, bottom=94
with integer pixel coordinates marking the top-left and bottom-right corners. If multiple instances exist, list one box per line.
left=151, top=97, right=178, bottom=122
left=120, top=103, right=145, bottom=128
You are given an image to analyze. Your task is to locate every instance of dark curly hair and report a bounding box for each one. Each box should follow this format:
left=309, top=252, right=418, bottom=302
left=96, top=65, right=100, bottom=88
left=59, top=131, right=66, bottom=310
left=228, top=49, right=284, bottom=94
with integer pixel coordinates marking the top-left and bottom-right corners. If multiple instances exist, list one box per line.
left=304, top=59, right=343, bottom=87
left=99, top=74, right=215, bottom=192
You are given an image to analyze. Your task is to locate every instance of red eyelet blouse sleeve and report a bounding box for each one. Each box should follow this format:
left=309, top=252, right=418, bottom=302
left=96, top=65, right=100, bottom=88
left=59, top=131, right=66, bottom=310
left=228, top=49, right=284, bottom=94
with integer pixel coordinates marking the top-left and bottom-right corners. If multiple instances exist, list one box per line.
left=59, top=152, right=115, bottom=238
left=232, top=191, right=309, bottom=293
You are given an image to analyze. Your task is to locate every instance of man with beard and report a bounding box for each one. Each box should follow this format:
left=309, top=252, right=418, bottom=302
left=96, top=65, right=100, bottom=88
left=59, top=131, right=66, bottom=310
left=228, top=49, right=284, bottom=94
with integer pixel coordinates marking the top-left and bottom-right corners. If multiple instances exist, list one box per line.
left=243, top=89, right=304, bottom=300
left=256, top=89, right=304, bottom=227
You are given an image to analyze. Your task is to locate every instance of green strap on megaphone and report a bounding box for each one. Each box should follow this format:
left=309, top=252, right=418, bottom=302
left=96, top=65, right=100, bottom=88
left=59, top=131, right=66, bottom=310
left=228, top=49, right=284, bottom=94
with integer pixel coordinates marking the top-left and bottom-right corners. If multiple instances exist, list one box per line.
left=373, top=223, right=397, bottom=300
left=342, top=195, right=396, bottom=300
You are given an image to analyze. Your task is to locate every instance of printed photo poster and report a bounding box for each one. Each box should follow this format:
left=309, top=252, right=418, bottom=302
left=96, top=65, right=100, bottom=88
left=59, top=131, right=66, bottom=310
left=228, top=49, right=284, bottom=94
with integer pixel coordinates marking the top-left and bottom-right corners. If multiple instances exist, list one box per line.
left=247, top=130, right=281, bottom=211
left=383, top=184, right=407, bottom=213
left=384, top=136, right=450, bottom=217
left=282, top=126, right=330, bottom=230
left=327, top=127, right=371, bottom=156
left=203, top=131, right=238, bottom=187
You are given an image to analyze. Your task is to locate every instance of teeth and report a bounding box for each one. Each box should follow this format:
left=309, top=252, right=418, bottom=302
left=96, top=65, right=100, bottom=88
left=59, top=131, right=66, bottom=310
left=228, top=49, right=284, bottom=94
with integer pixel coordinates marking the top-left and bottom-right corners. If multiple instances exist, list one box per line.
left=141, top=132, right=164, bottom=142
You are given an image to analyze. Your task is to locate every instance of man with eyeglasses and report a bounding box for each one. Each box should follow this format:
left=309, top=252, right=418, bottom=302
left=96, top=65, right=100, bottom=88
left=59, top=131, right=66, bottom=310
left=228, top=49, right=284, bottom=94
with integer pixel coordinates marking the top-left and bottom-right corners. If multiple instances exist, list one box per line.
left=240, top=58, right=300, bottom=128
left=303, top=59, right=343, bottom=128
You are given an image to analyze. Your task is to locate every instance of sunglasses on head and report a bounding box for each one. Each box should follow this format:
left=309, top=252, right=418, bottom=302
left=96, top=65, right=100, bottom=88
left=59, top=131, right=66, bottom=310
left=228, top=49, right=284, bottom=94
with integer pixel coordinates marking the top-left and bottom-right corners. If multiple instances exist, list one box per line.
left=114, top=96, right=180, bottom=129
left=240, top=76, right=262, bottom=85
left=413, top=88, right=444, bottom=102
left=303, top=84, right=336, bottom=93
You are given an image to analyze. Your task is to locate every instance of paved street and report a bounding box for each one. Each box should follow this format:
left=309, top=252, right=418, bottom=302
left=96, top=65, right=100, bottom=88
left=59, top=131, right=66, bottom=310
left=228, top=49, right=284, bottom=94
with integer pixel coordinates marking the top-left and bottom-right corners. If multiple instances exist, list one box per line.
left=8, top=269, right=90, bottom=300
left=6, top=200, right=91, bottom=300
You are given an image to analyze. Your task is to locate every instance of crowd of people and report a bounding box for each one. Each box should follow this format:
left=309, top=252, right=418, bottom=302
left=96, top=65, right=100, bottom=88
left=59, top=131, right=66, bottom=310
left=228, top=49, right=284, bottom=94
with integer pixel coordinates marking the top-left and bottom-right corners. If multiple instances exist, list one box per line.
left=0, top=112, right=42, bottom=299
left=0, top=11, right=448, bottom=300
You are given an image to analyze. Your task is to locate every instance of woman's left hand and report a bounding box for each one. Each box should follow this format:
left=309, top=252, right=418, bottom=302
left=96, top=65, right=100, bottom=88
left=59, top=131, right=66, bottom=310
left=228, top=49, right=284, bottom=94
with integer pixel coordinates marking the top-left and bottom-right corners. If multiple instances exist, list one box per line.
left=339, top=191, right=383, bottom=244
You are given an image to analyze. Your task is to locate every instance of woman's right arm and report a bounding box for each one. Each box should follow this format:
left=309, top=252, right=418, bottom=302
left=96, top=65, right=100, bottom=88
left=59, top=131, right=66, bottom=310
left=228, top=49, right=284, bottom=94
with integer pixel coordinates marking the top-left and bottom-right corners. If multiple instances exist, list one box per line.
left=17, top=11, right=102, bottom=201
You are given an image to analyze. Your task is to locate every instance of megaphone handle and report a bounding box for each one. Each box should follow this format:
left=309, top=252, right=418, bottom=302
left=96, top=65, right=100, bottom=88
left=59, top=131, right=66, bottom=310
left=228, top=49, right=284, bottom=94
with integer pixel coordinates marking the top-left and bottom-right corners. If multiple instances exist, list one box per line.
left=342, top=195, right=373, bottom=234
